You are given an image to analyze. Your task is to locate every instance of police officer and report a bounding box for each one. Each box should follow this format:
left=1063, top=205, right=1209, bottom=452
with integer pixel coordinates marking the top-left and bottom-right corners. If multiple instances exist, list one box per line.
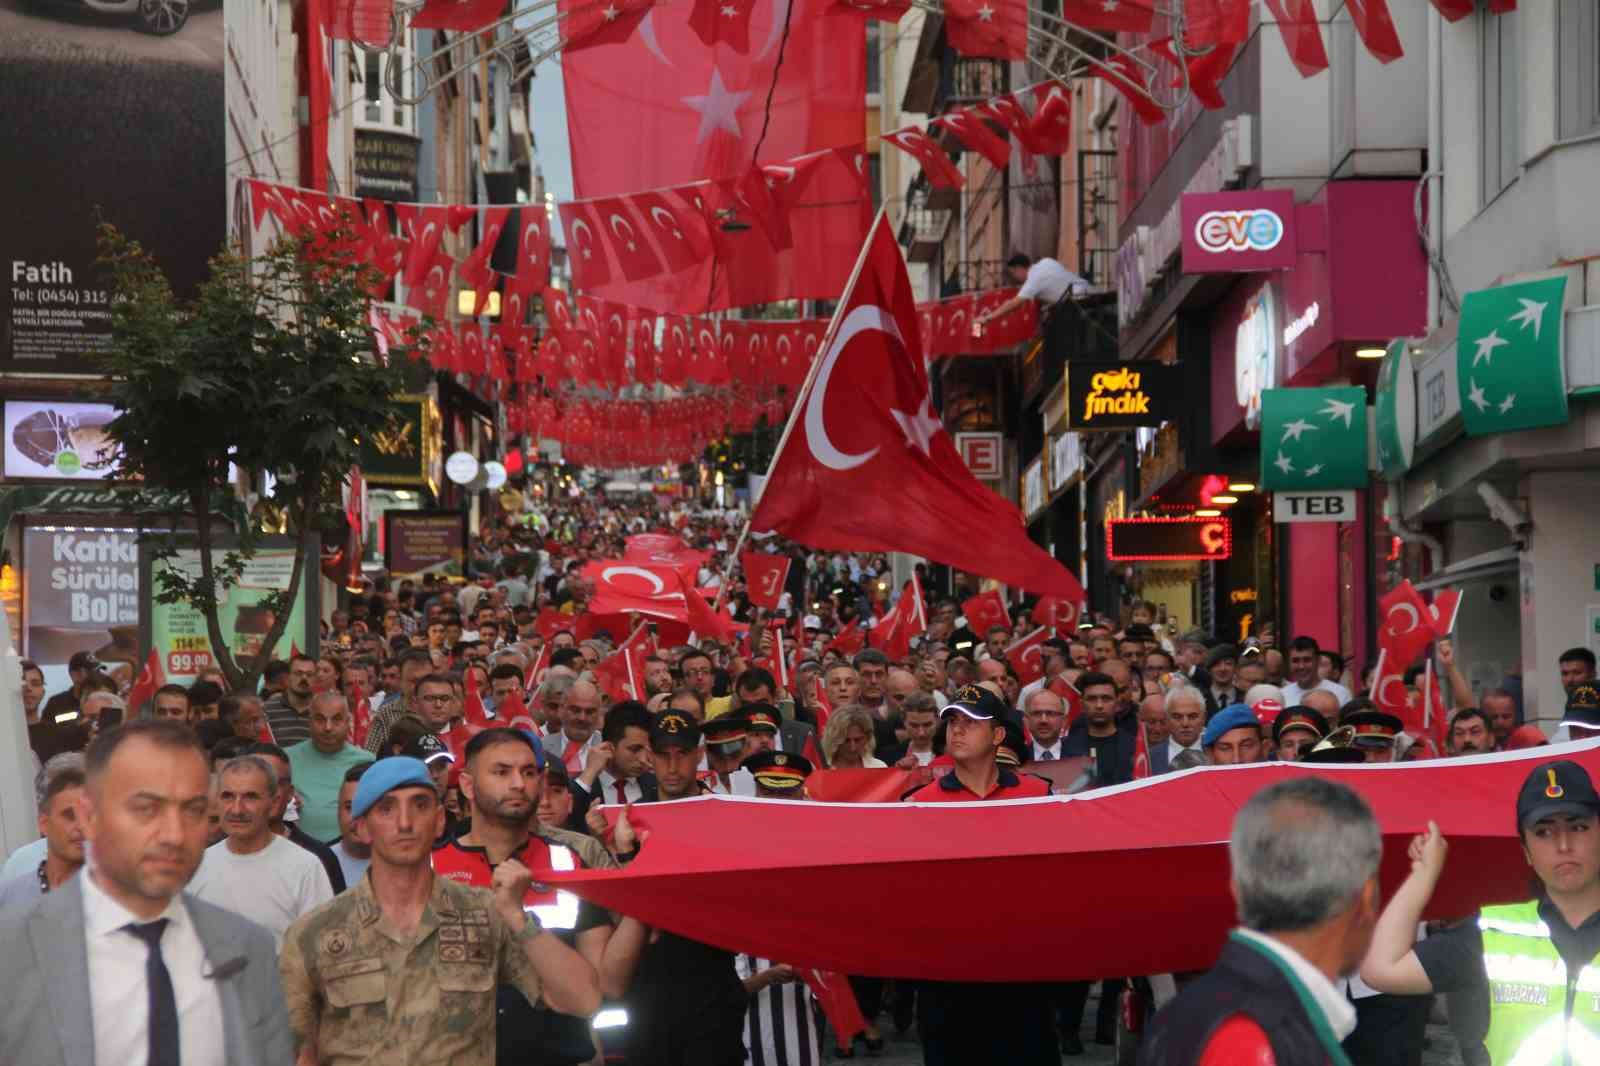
left=1361, top=759, right=1600, bottom=1065
left=279, top=757, right=601, bottom=1066
left=1272, top=706, right=1330, bottom=762
left=433, top=728, right=648, bottom=1066
left=742, top=750, right=814, bottom=799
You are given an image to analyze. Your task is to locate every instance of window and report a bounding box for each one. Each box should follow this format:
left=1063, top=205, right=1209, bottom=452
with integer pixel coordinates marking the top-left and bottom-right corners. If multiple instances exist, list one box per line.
left=356, top=35, right=417, bottom=135
left=866, top=21, right=883, bottom=98
left=1481, top=9, right=1520, bottom=201
left=1559, top=0, right=1600, bottom=138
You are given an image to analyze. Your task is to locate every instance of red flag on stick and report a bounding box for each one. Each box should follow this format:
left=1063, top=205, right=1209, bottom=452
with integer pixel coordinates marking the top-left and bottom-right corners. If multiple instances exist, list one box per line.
left=463, top=667, right=492, bottom=727
left=1006, top=626, right=1051, bottom=686
left=348, top=680, right=373, bottom=748
left=1132, top=721, right=1152, bottom=780
left=1428, top=589, right=1463, bottom=639
left=127, top=647, right=166, bottom=716
left=804, top=969, right=869, bottom=1047
left=1378, top=580, right=1435, bottom=669
left=741, top=551, right=792, bottom=611
left=962, top=590, right=1010, bottom=635
left=749, top=214, right=1085, bottom=601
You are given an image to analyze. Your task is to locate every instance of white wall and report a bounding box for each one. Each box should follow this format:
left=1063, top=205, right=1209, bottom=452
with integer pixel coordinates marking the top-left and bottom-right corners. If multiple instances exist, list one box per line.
left=1519, top=470, right=1600, bottom=725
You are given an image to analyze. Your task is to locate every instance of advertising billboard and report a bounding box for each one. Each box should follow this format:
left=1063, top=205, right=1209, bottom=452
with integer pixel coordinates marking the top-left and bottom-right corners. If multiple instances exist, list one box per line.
left=3, top=400, right=121, bottom=479
left=145, top=544, right=315, bottom=681
left=385, top=510, right=468, bottom=579
left=22, top=525, right=141, bottom=694
left=0, top=0, right=224, bottom=374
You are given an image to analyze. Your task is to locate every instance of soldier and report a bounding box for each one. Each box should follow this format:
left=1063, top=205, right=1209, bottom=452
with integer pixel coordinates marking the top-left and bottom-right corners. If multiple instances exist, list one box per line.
left=278, top=757, right=601, bottom=1066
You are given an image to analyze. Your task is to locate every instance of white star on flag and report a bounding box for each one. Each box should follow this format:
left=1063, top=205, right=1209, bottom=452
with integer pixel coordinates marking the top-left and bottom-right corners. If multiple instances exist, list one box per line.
left=1280, top=418, right=1317, bottom=444
left=1472, top=329, right=1509, bottom=367
left=1319, top=397, right=1356, bottom=428
left=1274, top=452, right=1294, bottom=475
left=682, top=69, right=751, bottom=144
left=975, top=3, right=993, bottom=18
left=602, top=3, right=619, bottom=18
left=1101, top=0, right=1119, bottom=10
left=1466, top=379, right=1489, bottom=413
left=1499, top=393, right=1517, bottom=414
left=1508, top=298, right=1549, bottom=340
left=1305, top=464, right=1323, bottom=477
left=720, top=3, right=736, bottom=13
left=891, top=397, right=943, bottom=456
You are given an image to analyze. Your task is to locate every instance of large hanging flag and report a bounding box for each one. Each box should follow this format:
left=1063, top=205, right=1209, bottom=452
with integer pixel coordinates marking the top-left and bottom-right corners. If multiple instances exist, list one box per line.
left=751, top=213, right=1087, bottom=601
left=1258, top=386, right=1369, bottom=492
left=1455, top=275, right=1569, bottom=437
left=943, top=0, right=1028, bottom=60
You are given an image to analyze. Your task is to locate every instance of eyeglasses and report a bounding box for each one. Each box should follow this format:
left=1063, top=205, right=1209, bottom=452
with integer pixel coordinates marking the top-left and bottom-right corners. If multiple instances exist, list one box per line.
left=683, top=667, right=713, bottom=677
left=417, top=693, right=454, bottom=705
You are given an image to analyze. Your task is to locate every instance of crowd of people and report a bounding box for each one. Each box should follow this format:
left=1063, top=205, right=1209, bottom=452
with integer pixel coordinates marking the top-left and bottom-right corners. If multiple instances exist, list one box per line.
left=6, top=490, right=1600, bottom=1066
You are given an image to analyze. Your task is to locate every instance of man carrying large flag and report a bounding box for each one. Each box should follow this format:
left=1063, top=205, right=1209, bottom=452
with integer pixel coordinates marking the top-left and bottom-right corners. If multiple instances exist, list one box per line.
left=750, top=212, right=1086, bottom=601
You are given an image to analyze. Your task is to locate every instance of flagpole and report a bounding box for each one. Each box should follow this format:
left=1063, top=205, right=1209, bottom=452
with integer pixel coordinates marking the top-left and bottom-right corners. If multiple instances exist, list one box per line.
left=715, top=205, right=891, bottom=602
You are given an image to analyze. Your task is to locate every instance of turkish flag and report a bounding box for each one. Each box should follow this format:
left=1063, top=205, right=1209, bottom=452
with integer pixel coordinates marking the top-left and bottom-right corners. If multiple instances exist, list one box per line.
left=804, top=970, right=869, bottom=1046
left=932, top=110, right=1010, bottom=170
left=626, top=190, right=714, bottom=272
left=741, top=551, right=792, bottom=610
left=1264, top=0, right=1329, bottom=78
left=405, top=251, right=455, bottom=318
left=686, top=583, right=740, bottom=643
left=1428, top=0, right=1475, bottom=18
left=1027, top=83, right=1073, bottom=155
left=524, top=642, right=552, bottom=692
left=561, top=0, right=867, bottom=311
left=1429, top=589, right=1463, bottom=640
left=506, top=207, right=552, bottom=298
left=322, top=0, right=393, bottom=46
left=943, top=0, right=1026, bottom=59
left=127, top=647, right=166, bottom=716
left=410, top=0, right=500, bottom=29
left=881, top=126, right=964, bottom=190
left=972, top=94, right=1049, bottom=155
left=752, top=214, right=1084, bottom=601
left=1032, top=594, right=1082, bottom=636
left=463, top=667, right=491, bottom=727
left=625, top=533, right=708, bottom=586
left=1132, top=722, right=1152, bottom=780
left=1059, top=0, right=1153, bottom=31
left=1183, top=0, right=1250, bottom=48
left=558, top=0, right=657, bottom=50
left=594, top=196, right=668, bottom=282
left=1006, top=626, right=1050, bottom=685
left=401, top=205, right=449, bottom=286
left=869, top=577, right=925, bottom=662
left=824, top=626, right=867, bottom=658
left=810, top=674, right=835, bottom=735
left=1093, top=54, right=1164, bottom=125
left=1048, top=675, right=1082, bottom=729
left=584, top=561, right=689, bottom=618
left=558, top=199, right=614, bottom=289
left=1379, top=580, right=1435, bottom=670
left=962, top=589, right=1010, bottom=635
left=1347, top=0, right=1404, bottom=63
left=596, top=625, right=652, bottom=701
left=348, top=681, right=373, bottom=748
left=689, top=0, right=754, bottom=51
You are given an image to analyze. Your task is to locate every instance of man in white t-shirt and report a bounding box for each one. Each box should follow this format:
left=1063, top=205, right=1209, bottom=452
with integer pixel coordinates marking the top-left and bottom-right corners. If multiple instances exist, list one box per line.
left=1280, top=636, right=1354, bottom=708
left=188, top=754, right=334, bottom=949
left=973, top=254, right=1092, bottom=334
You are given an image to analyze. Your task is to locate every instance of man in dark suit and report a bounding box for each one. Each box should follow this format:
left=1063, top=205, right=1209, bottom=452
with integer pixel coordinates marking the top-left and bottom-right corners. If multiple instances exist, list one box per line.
left=570, top=701, right=660, bottom=823
left=1201, top=645, right=1246, bottom=717
left=1139, top=777, right=1381, bottom=1064
left=729, top=666, right=817, bottom=757
left=1149, top=685, right=1207, bottom=775
left=0, top=718, right=293, bottom=1066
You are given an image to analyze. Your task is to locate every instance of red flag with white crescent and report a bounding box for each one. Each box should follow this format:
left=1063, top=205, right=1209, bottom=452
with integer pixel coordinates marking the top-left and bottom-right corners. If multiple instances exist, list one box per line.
left=1428, top=589, right=1463, bottom=640
left=740, top=551, right=791, bottom=611
left=1006, top=626, right=1050, bottom=686
left=1378, top=580, right=1435, bottom=669
left=1132, top=721, right=1152, bottom=780
left=127, top=647, right=166, bottom=717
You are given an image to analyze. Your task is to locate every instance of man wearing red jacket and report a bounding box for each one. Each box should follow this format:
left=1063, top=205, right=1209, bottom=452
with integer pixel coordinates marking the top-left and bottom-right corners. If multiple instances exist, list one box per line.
left=901, top=686, right=1051, bottom=803
left=1138, top=777, right=1383, bottom=1066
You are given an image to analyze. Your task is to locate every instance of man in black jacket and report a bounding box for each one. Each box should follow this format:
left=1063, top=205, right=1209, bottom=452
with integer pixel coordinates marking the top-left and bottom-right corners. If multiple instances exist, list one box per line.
left=1139, top=777, right=1382, bottom=1065
left=1062, top=672, right=1137, bottom=786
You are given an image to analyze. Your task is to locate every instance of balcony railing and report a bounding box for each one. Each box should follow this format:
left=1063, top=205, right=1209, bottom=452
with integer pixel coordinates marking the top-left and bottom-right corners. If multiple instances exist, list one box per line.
left=937, top=54, right=1008, bottom=107
left=1077, top=149, right=1118, bottom=289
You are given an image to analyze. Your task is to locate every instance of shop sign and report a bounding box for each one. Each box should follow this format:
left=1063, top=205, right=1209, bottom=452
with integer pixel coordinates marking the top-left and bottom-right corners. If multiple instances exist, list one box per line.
left=1273, top=490, right=1357, bottom=523
left=353, top=130, right=420, bottom=202
left=1258, top=386, right=1369, bottom=491
left=3, top=400, right=121, bottom=480
left=1415, top=343, right=1460, bottom=444
left=1065, top=362, right=1181, bottom=430
left=1106, top=517, right=1232, bottom=562
left=955, top=432, right=1004, bottom=480
left=23, top=526, right=140, bottom=689
left=1048, top=432, right=1081, bottom=495
left=1455, top=274, right=1569, bottom=437
left=1022, top=455, right=1047, bottom=520
left=149, top=546, right=313, bottom=679
left=1181, top=189, right=1297, bottom=273
left=1374, top=340, right=1417, bottom=478
left=1233, top=285, right=1280, bottom=432
left=385, top=510, right=468, bottom=579
left=1117, top=115, right=1255, bottom=330
left=359, top=394, right=440, bottom=493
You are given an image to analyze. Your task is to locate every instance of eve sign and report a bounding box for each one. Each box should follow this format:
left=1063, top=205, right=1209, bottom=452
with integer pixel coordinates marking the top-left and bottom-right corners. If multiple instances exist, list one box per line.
left=1181, top=189, right=1297, bottom=273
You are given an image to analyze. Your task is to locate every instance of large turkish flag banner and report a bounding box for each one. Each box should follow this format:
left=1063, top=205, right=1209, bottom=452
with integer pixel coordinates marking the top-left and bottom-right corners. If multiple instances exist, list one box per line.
left=561, top=0, right=869, bottom=311
left=751, top=214, right=1087, bottom=601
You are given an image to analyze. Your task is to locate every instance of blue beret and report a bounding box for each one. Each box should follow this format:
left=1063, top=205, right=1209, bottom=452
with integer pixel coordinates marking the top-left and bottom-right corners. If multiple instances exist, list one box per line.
left=1203, top=704, right=1261, bottom=748
left=351, top=756, right=436, bottom=819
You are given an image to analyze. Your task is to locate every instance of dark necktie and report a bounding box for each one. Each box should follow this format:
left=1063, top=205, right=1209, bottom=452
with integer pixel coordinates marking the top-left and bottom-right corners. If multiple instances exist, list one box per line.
left=125, top=919, right=180, bottom=1066
left=1037, top=749, right=1054, bottom=762
left=613, top=781, right=626, bottom=805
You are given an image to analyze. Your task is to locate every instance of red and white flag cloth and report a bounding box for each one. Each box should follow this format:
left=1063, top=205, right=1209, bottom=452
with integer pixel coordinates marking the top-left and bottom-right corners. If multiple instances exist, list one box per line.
left=1378, top=580, right=1435, bottom=669
left=750, top=214, right=1086, bottom=602
left=1428, top=589, right=1463, bottom=639
left=1031, top=594, right=1083, bottom=636
left=942, top=0, right=1027, bottom=60
left=962, top=590, right=1010, bottom=635
left=1346, top=0, right=1404, bottom=63
left=1132, top=721, right=1152, bottom=780
left=127, top=647, right=166, bottom=716
left=740, top=551, right=791, bottom=611
left=880, top=127, right=964, bottom=190
left=1058, top=0, right=1153, bottom=32
left=1006, top=626, right=1051, bottom=686
left=869, top=577, right=926, bottom=662
left=1264, top=0, right=1329, bottom=78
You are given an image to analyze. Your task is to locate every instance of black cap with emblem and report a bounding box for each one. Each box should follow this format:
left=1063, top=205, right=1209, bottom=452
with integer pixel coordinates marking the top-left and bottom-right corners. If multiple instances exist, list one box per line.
left=1517, top=760, right=1600, bottom=830
left=650, top=710, right=702, bottom=751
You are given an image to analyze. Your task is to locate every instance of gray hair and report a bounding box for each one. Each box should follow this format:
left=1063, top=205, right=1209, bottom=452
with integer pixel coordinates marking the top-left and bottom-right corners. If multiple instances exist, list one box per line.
left=218, top=754, right=279, bottom=796
left=539, top=673, right=576, bottom=702
left=1164, top=684, right=1205, bottom=716
left=1230, top=777, right=1381, bottom=933
left=310, top=690, right=348, bottom=716
left=35, top=752, right=86, bottom=808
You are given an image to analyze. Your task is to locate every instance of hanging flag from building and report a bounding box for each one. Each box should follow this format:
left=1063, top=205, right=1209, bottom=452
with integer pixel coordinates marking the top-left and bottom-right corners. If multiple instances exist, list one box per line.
left=1258, top=386, right=1369, bottom=491
left=1455, top=275, right=1569, bottom=437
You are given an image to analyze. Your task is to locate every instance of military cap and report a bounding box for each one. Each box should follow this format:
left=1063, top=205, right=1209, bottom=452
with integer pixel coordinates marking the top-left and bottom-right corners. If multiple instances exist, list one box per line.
left=649, top=710, right=702, bottom=750
left=742, top=750, right=814, bottom=792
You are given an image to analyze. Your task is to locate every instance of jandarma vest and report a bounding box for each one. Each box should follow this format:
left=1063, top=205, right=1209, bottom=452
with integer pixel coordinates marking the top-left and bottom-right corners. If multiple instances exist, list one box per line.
left=1478, top=901, right=1600, bottom=1065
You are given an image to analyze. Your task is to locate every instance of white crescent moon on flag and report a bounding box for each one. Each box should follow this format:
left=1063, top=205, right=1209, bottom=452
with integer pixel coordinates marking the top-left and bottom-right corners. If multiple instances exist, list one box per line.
left=804, top=304, right=900, bottom=471
left=1377, top=674, right=1407, bottom=708
left=649, top=206, right=684, bottom=240
left=609, top=214, right=635, bottom=243
left=638, top=11, right=672, bottom=66
left=756, top=0, right=791, bottom=60
left=601, top=566, right=667, bottom=595
left=1388, top=603, right=1420, bottom=635
left=571, top=218, right=595, bottom=257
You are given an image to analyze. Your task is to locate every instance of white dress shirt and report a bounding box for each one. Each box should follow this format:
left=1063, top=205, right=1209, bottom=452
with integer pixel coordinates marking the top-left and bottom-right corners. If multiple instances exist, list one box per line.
left=1029, top=740, right=1064, bottom=762
left=1233, top=927, right=1357, bottom=1041
left=81, top=868, right=227, bottom=1066
left=595, top=770, right=647, bottom=805
left=1017, top=258, right=1090, bottom=304
left=1165, top=737, right=1203, bottom=765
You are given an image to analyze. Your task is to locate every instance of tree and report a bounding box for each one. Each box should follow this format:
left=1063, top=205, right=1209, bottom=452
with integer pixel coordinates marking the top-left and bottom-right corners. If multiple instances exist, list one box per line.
left=98, top=219, right=424, bottom=691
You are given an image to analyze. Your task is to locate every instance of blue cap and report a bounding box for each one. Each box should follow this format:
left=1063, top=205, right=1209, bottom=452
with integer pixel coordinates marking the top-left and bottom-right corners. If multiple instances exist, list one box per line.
left=1203, top=704, right=1261, bottom=748
left=351, top=756, right=436, bottom=819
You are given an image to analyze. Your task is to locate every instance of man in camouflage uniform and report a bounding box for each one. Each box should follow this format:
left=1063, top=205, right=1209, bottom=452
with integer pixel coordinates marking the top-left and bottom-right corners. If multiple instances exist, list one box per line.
left=279, top=757, right=601, bottom=1065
